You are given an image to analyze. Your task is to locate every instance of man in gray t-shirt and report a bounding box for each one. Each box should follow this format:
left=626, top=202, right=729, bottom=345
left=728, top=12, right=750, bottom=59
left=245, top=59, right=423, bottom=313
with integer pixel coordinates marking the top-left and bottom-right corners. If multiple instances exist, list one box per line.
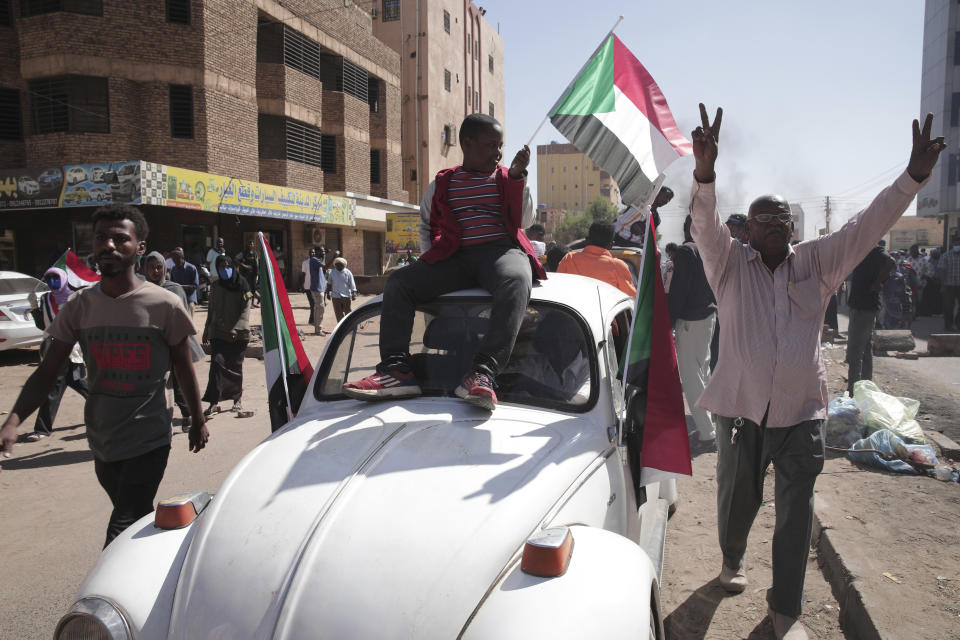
left=0, top=205, right=208, bottom=547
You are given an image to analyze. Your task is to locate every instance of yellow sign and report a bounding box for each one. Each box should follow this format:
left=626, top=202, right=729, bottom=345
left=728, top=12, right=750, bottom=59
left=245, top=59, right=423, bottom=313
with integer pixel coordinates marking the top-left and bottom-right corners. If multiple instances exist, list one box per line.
left=141, top=162, right=355, bottom=225
left=385, top=212, right=421, bottom=254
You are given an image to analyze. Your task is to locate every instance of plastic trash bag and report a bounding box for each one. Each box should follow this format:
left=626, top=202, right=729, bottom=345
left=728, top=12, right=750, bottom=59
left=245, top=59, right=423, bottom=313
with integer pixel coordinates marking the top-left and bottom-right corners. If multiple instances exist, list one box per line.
left=848, top=429, right=940, bottom=475
left=848, top=429, right=918, bottom=474
left=826, top=397, right=864, bottom=447
left=852, top=380, right=925, bottom=444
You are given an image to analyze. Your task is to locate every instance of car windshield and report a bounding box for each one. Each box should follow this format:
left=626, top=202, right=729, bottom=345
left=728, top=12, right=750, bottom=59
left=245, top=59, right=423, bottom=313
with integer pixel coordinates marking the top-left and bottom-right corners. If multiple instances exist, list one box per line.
left=314, top=299, right=597, bottom=411
left=0, top=277, right=44, bottom=295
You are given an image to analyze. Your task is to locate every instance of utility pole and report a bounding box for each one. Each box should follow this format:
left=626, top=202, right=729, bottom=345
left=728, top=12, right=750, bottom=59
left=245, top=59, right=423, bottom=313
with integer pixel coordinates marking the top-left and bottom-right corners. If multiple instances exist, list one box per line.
left=824, top=195, right=831, bottom=234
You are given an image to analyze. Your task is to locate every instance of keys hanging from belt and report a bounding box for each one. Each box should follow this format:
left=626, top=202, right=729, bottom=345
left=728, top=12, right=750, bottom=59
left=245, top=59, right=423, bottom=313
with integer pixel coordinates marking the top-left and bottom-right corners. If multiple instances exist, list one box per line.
left=730, top=417, right=745, bottom=445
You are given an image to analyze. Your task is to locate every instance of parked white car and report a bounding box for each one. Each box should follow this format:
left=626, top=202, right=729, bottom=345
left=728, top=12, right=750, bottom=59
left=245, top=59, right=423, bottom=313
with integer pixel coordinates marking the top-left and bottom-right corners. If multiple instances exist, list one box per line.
left=66, top=166, right=88, bottom=186
left=0, top=272, right=46, bottom=350
left=55, top=274, right=676, bottom=640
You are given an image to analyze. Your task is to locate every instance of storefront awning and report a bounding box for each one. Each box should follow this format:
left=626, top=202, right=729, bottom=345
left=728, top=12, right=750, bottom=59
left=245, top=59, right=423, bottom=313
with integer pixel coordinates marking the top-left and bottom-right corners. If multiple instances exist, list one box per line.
left=0, top=160, right=356, bottom=226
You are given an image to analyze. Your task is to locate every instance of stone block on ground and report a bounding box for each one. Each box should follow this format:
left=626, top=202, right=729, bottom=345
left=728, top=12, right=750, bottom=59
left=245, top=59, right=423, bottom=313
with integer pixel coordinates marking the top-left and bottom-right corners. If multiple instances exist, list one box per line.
left=927, top=333, right=960, bottom=356
left=871, top=329, right=914, bottom=353
left=924, top=429, right=960, bottom=461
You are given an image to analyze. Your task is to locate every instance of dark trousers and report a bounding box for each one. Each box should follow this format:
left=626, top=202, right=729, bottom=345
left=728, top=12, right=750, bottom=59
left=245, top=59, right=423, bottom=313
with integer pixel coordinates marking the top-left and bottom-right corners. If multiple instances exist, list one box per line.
left=944, top=285, right=960, bottom=331
left=94, top=445, right=171, bottom=548
left=33, top=362, right=88, bottom=435
left=716, top=415, right=824, bottom=618
left=380, top=242, right=533, bottom=375
left=332, top=296, right=352, bottom=322
left=845, top=307, right=877, bottom=396
left=306, top=289, right=316, bottom=324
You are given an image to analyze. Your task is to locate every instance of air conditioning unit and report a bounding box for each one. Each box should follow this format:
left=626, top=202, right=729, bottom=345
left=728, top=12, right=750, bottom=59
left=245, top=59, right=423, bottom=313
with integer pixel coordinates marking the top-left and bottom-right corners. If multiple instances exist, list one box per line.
left=303, top=225, right=325, bottom=247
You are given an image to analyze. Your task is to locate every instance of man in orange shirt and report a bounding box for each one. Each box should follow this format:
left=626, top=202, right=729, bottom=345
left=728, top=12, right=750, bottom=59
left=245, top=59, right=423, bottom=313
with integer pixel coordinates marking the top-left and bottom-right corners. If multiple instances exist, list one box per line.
left=557, top=222, right=637, bottom=297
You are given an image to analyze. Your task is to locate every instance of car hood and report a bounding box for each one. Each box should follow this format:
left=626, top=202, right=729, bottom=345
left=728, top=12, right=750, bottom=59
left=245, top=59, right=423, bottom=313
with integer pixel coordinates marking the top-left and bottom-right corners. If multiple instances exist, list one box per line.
left=168, top=400, right=606, bottom=640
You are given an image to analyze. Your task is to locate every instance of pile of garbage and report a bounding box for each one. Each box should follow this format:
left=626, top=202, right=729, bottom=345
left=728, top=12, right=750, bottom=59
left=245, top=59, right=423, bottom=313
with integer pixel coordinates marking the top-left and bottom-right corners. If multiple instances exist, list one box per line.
left=827, top=380, right=959, bottom=482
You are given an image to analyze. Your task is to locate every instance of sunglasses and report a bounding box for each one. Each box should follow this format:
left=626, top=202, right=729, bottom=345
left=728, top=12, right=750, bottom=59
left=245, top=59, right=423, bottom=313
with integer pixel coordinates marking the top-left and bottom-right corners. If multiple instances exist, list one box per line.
left=750, top=213, right=792, bottom=224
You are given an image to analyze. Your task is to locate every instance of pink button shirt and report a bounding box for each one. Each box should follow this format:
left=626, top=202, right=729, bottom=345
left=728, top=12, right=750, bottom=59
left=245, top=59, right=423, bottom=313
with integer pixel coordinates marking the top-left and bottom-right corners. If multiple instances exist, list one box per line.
left=690, top=172, right=923, bottom=428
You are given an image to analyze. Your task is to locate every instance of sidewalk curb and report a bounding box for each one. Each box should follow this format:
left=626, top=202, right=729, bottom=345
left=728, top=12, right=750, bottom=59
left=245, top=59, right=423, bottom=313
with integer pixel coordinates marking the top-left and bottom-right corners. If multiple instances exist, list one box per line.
left=812, top=514, right=885, bottom=640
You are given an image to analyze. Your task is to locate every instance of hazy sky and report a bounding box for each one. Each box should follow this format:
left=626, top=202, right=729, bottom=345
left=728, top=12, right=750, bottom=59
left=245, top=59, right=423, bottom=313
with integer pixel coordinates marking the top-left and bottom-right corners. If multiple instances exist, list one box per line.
left=473, top=0, right=926, bottom=243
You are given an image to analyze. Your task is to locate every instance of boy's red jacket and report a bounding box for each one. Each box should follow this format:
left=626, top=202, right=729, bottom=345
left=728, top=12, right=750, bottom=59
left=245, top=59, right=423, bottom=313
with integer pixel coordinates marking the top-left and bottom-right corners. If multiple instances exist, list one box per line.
left=420, top=165, right=547, bottom=280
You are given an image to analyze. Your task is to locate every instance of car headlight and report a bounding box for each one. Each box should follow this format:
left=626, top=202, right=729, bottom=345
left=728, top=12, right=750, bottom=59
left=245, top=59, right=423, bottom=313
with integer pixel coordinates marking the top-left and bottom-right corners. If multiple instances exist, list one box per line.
left=54, top=597, right=131, bottom=640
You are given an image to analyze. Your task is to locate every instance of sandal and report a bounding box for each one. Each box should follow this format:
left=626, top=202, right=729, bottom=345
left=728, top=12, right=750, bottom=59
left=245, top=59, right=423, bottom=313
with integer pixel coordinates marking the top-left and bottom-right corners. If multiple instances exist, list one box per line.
left=203, top=404, right=220, bottom=417
left=689, top=437, right=717, bottom=454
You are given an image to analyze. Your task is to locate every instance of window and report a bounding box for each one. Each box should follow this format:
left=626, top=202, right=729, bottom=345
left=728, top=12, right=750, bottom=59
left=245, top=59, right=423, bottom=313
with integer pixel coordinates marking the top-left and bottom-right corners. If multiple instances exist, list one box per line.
left=258, top=114, right=324, bottom=168
left=20, top=0, right=101, bottom=17
left=488, top=102, right=494, bottom=118
left=370, top=149, right=381, bottom=184
left=949, top=153, right=960, bottom=187
left=474, top=90, right=478, bottom=109
left=287, top=119, right=323, bottom=167
left=169, top=84, right=193, bottom=138
left=341, top=58, right=369, bottom=104
left=444, top=69, right=451, bottom=92
left=467, top=38, right=471, bottom=54
left=488, top=54, right=494, bottom=73
left=443, top=9, right=450, bottom=33
left=166, top=0, right=189, bottom=24
left=367, top=76, right=380, bottom=113
left=0, top=0, right=10, bottom=25
left=0, top=89, right=21, bottom=140
left=283, top=25, right=321, bottom=77
left=952, top=92, right=960, bottom=127
left=474, top=41, right=479, bottom=59
left=318, top=54, right=369, bottom=104
left=955, top=31, right=960, bottom=65
left=29, top=76, right=109, bottom=134
left=382, top=0, right=399, bottom=21
left=321, top=134, right=337, bottom=173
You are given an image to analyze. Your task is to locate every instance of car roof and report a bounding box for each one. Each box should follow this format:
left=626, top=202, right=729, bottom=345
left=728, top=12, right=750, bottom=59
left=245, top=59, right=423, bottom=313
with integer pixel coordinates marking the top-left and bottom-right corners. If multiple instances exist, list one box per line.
left=363, top=272, right=632, bottom=340
left=0, top=271, right=41, bottom=281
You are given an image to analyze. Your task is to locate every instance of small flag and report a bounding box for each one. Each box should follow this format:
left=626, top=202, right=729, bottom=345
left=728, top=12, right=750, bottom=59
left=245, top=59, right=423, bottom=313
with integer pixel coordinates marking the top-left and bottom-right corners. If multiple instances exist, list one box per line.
left=53, top=249, right=100, bottom=291
left=549, top=34, right=691, bottom=207
left=257, top=233, right=314, bottom=432
left=621, top=215, right=691, bottom=496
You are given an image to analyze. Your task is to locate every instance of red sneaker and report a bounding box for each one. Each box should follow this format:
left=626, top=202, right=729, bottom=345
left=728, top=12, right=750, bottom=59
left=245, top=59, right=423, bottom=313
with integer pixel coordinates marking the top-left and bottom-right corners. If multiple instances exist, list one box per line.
left=343, top=369, right=422, bottom=400
left=455, top=371, right=498, bottom=411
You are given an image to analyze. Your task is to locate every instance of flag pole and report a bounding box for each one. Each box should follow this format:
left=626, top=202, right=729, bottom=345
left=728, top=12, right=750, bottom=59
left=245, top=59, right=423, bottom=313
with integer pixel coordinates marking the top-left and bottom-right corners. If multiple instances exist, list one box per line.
left=618, top=210, right=658, bottom=447
left=525, top=15, right=625, bottom=148
left=259, top=232, right=293, bottom=422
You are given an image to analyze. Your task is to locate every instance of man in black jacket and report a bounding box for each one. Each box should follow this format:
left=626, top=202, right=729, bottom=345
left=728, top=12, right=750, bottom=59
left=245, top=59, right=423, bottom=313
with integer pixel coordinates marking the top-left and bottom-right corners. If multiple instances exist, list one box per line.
left=668, top=215, right=718, bottom=452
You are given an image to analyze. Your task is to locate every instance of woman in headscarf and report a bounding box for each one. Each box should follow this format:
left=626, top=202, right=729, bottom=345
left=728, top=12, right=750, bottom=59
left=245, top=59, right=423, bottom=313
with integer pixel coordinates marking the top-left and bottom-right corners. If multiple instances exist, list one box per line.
left=25, top=267, right=89, bottom=441
left=202, top=254, right=252, bottom=415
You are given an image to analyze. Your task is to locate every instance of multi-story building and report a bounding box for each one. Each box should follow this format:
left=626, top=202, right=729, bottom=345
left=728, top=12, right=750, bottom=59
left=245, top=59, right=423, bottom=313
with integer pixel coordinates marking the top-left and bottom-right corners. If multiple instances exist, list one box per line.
left=371, top=0, right=505, bottom=203
left=0, top=0, right=415, bottom=282
left=536, top=142, right=619, bottom=213
left=919, top=0, right=959, bottom=243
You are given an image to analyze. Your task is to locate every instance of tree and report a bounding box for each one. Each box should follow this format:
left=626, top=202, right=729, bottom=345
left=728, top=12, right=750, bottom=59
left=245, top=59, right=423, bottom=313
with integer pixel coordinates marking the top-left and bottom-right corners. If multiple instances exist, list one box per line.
left=555, top=196, right=618, bottom=244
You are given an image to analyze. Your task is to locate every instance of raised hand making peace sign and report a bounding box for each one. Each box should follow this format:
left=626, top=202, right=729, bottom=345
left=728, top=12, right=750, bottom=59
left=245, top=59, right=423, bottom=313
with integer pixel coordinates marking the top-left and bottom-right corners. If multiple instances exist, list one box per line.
left=692, top=103, right=722, bottom=184
left=907, top=113, right=946, bottom=183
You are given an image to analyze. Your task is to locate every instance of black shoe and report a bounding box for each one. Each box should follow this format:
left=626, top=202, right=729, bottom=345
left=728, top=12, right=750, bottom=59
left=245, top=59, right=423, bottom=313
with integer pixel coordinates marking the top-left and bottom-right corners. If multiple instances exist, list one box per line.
left=181, top=416, right=192, bottom=433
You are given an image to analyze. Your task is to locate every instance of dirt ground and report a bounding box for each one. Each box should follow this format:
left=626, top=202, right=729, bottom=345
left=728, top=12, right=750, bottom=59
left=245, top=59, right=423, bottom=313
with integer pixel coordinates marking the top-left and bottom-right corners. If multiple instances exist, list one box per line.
left=661, top=322, right=960, bottom=640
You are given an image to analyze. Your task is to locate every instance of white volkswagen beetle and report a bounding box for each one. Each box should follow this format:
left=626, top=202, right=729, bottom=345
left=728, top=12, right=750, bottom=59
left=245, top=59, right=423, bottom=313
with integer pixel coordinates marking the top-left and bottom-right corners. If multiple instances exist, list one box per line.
left=55, top=273, right=676, bottom=640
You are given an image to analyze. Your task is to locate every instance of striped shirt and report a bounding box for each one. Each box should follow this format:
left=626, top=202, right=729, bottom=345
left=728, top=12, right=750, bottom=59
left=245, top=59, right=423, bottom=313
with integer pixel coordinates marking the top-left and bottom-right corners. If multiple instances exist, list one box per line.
left=690, top=171, right=923, bottom=428
left=447, top=168, right=508, bottom=246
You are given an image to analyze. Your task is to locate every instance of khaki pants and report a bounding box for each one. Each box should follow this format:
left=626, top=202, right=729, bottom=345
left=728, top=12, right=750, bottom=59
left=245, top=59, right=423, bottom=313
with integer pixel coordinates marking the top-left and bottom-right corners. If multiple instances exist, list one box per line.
left=674, top=314, right=716, bottom=441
